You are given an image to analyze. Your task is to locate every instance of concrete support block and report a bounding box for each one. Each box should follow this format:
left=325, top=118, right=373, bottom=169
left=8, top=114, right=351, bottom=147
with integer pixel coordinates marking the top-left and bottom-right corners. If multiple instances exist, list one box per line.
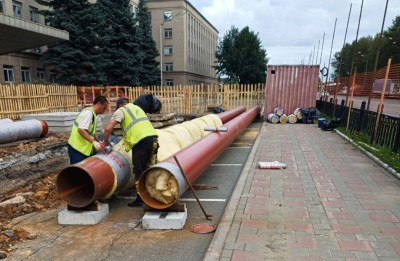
left=142, top=205, right=187, bottom=230
left=58, top=203, right=109, bottom=225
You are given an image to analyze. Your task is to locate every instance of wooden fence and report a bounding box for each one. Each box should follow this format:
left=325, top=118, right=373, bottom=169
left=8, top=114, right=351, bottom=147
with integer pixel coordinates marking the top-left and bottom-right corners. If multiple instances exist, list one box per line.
left=78, top=84, right=265, bottom=115
left=0, top=83, right=264, bottom=119
left=0, top=84, right=78, bottom=119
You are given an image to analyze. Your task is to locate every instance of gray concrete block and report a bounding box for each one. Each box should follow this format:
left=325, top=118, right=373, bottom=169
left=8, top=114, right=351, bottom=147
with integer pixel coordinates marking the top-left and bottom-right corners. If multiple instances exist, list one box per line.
left=22, top=112, right=79, bottom=122
left=22, top=112, right=79, bottom=133
left=58, top=203, right=109, bottom=225
left=142, top=205, right=187, bottom=230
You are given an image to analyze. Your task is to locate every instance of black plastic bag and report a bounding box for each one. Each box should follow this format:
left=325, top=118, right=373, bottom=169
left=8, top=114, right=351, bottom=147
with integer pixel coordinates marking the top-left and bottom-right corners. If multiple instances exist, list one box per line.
left=133, top=94, right=162, bottom=114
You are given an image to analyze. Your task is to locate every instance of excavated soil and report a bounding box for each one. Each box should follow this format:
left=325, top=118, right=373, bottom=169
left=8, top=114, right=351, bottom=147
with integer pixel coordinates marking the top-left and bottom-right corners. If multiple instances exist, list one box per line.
left=0, top=132, right=69, bottom=258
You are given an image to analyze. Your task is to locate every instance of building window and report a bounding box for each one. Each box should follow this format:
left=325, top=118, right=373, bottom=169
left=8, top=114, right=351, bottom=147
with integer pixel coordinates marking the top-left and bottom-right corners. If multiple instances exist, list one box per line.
left=21, top=67, right=31, bottom=83
left=165, top=79, right=173, bottom=86
left=12, top=1, right=22, bottom=18
left=164, top=45, right=173, bottom=55
left=50, top=70, right=57, bottom=83
left=3, top=66, right=14, bottom=83
left=37, top=69, right=44, bottom=80
left=164, top=28, right=172, bottom=38
left=163, top=11, right=172, bottom=22
left=30, top=6, right=39, bottom=23
left=0, top=0, right=4, bottom=14
left=165, top=63, right=173, bottom=72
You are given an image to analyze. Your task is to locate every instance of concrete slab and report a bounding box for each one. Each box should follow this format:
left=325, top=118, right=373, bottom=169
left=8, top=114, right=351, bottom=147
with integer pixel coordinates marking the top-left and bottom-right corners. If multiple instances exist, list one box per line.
left=58, top=203, right=109, bottom=225
left=22, top=112, right=79, bottom=121
left=22, top=112, right=79, bottom=133
left=20, top=112, right=111, bottom=133
left=142, top=205, right=187, bottom=230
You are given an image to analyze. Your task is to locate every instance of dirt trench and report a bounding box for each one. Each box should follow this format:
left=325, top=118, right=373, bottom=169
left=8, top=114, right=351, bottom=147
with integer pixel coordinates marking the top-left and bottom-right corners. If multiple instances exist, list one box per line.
left=0, top=132, right=69, bottom=258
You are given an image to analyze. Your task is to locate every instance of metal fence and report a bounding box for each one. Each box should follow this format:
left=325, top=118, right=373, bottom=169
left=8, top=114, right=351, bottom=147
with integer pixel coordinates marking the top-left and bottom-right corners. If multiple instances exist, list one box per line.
left=316, top=99, right=400, bottom=152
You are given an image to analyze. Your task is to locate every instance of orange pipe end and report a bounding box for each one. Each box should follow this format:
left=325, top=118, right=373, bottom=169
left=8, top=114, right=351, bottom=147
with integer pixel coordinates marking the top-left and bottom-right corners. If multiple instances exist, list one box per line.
left=39, top=120, right=48, bottom=137
left=57, top=157, right=116, bottom=208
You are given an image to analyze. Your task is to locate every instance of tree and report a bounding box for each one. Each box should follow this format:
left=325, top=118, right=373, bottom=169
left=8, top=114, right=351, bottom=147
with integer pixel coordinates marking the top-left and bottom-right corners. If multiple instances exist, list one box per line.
left=331, top=15, right=400, bottom=78
left=135, top=0, right=160, bottom=86
left=235, top=27, right=268, bottom=84
left=35, top=0, right=104, bottom=85
left=381, top=16, right=400, bottom=67
left=215, top=26, right=240, bottom=83
left=95, top=0, right=139, bottom=86
left=215, top=26, right=268, bottom=84
left=332, top=36, right=374, bottom=79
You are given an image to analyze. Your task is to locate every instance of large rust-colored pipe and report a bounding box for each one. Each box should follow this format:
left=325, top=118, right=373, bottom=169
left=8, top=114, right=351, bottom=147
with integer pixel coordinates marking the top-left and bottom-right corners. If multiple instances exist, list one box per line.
left=217, top=106, right=246, bottom=123
left=138, top=106, right=261, bottom=209
left=56, top=107, right=248, bottom=208
left=57, top=150, right=132, bottom=208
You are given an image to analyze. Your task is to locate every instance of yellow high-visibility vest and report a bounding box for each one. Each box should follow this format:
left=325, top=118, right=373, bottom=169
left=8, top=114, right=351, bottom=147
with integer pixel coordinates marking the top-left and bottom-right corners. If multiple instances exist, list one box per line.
left=120, top=104, right=157, bottom=151
left=68, top=107, right=97, bottom=156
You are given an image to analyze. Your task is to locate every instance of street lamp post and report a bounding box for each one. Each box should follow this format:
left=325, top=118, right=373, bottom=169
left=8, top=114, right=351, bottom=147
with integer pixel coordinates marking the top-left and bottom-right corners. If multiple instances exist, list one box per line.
left=159, top=24, right=163, bottom=87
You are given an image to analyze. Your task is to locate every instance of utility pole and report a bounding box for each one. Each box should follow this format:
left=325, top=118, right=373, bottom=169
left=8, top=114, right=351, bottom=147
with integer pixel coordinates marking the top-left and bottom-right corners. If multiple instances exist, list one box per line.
left=366, top=0, right=390, bottom=111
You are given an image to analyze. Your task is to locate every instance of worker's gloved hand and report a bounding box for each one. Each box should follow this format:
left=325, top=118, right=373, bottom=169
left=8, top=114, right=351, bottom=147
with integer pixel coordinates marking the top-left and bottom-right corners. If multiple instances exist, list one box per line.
left=92, top=141, right=105, bottom=152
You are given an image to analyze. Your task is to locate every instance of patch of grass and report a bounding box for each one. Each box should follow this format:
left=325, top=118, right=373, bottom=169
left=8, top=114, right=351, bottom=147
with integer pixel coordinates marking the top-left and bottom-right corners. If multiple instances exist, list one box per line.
left=337, top=127, right=400, bottom=173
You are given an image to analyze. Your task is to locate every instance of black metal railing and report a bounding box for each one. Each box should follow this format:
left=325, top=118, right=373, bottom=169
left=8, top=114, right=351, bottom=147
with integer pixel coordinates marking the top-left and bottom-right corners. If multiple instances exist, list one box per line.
left=316, top=99, right=400, bottom=152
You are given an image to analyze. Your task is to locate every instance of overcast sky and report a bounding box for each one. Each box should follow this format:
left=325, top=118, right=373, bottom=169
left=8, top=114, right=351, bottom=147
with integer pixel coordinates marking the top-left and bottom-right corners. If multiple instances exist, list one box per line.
left=189, top=0, right=399, bottom=68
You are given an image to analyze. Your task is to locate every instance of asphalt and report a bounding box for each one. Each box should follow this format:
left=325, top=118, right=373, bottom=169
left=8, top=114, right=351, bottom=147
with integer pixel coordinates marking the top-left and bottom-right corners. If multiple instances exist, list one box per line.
left=4, top=118, right=400, bottom=261
left=204, top=122, right=400, bottom=261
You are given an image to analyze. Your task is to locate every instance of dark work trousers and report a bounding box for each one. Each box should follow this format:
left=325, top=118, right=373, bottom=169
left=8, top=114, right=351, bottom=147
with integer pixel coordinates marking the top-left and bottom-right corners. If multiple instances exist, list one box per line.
left=68, top=144, right=92, bottom=164
left=131, top=135, right=159, bottom=181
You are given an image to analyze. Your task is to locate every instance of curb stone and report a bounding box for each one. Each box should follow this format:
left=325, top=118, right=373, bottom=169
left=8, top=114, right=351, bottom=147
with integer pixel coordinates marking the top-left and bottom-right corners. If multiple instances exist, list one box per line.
left=335, top=129, right=400, bottom=179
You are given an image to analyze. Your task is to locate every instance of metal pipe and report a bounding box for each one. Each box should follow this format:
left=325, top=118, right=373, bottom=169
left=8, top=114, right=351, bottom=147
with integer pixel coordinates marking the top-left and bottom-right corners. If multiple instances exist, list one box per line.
left=0, top=119, right=48, bottom=144
left=203, top=126, right=228, bottom=132
left=217, top=106, right=246, bottom=123
left=56, top=107, right=248, bottom=208
left=57, top=148, right=132, bottom=208
left=138, top=106, right=261, bottom=209
left=0, top=119, right=13, bottom=125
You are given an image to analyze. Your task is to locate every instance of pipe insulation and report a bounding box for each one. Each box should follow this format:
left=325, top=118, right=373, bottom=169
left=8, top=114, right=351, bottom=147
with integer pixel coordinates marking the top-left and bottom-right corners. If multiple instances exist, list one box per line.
left=56, top=107, right=247, bottom=208
left=0, top=119, right=48, bottom=144
left=0, top=118, right=13, bottom=125
left=138, top=106, right=261, bottom=209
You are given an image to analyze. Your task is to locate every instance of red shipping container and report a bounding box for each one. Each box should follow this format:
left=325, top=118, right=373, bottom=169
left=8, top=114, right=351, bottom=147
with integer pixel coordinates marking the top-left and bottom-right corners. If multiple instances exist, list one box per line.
left=264, top=65, right=319, bottom=118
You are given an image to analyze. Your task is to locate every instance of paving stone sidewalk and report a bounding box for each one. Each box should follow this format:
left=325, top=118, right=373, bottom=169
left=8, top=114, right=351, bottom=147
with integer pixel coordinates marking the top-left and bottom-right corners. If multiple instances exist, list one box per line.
left=205, top=123, right=400, bottom=261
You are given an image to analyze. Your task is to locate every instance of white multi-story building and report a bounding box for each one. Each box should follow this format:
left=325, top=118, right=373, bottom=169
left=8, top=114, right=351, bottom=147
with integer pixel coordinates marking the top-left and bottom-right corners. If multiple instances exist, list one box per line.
left=0, top=0, right=69, bottom=83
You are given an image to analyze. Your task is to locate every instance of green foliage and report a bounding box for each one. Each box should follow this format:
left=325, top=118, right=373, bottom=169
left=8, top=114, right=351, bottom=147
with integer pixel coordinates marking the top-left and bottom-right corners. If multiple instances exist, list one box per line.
left=36, top=0, right=104, bottom=85
left=381, top=16, right=400, bottom=67
left=95, top=0, right=139, bottom=86
left=135, top=0, right=160, bottom=86
left=215, top=26, right=268, bottom=84
left=35, top=0, right=160, bottom=86
left=337, top=127, right=400, bottom=173
left=332, top=15, right=400, bottom=79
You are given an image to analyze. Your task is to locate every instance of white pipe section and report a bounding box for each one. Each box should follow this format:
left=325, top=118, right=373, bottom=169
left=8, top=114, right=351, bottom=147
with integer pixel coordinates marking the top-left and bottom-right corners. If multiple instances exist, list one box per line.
left=0, top=119, right=48, bottom=144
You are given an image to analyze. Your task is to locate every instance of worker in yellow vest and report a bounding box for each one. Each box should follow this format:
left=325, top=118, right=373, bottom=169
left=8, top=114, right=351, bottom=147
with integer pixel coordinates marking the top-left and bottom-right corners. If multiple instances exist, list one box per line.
left=68, top=96, right=108, bottom=164
left=103, top=96, right=160, bottom=207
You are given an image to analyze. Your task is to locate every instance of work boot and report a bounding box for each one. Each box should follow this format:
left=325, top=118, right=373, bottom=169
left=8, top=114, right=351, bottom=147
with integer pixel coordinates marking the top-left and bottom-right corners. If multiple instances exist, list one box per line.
left=127, top=196, right=144, bottom=207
